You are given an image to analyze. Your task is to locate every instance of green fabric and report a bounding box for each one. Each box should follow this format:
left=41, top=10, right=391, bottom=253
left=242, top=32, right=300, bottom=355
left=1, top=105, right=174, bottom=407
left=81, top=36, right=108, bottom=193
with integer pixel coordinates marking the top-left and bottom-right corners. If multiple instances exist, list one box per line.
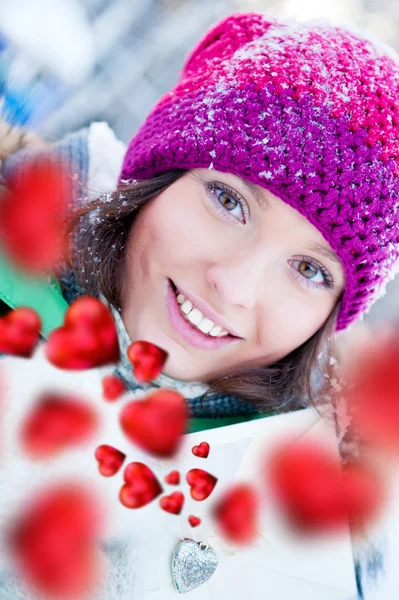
left=186, top=410, right=276, bottom=433
left=0, top=244, right=69, bottom=338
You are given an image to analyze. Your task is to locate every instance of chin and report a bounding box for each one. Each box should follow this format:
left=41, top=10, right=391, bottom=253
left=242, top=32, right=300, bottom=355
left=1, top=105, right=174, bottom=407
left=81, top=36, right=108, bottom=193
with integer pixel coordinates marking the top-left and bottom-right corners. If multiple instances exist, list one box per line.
left=162, top=359, right=206, bottom=383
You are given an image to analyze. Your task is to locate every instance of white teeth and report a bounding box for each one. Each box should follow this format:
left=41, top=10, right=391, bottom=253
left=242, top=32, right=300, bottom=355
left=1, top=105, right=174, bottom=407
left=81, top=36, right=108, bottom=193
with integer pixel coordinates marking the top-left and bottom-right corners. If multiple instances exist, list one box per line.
left=197, top=318, right=214, bottom=334
left=187, top=308, right=202, bottom=326
left=174, top=290, right=229, bottom=337
left=181, top=300, right=193, bottom=315
left=209, top=325, right=222, bottom=337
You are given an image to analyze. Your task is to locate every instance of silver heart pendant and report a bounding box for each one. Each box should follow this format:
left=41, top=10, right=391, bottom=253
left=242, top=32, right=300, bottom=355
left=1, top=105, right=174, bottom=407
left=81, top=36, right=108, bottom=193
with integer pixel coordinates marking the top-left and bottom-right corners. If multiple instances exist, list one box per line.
left=172, top=539, right=218, bottom=594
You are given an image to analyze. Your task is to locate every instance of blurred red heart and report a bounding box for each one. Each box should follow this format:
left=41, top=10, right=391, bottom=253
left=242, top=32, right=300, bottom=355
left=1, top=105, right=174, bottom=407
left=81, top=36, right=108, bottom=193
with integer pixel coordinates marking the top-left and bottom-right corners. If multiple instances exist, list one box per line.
left=0, top=158, right=73, bottom=274
left=213, top=484, right=259, bottom=544
left=192, top=441, right=210, bottom=458
left=186, top=469, right=217, bottom=501
left=120, top=389, right=188, bottom=457
left=119, top=462, right=163, bottom=509
left=165, top=470, right=180, bottom=485
left=45, top=296, right=120, bottom=369
left=188, top=515, right=201, bottom=528
left=127, top=340, right=168, bottom=383
left=94, top=444, right=126, bottom=477
left=6, top=482, right=104, bottom=598
left=20, top=392, right=98, bottom=458
left=345, top=333, right=399, bottom=453
left=160, top=491, right=184, bottom=515
left=341, top=462, right=385, bottom=535
left=269, top=438, right=384, bottom=534
left=0, top=307, right=41, bottom=358
left=101, top=374, right=125, bottom=401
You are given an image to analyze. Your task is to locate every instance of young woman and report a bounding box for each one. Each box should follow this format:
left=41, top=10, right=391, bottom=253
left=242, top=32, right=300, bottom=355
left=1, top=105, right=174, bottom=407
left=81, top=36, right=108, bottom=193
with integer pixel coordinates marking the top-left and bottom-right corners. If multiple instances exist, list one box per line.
left=1, top=11, right=399, bottom=599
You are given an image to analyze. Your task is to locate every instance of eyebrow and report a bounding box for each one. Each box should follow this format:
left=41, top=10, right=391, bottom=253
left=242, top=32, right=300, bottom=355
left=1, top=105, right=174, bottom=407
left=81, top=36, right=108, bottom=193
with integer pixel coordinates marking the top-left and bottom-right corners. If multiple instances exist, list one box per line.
left=236, top=176, right=271, bottom=211
left=235, top=176, right=342, bottom=269
left=305, top=242, right=342, bottom=269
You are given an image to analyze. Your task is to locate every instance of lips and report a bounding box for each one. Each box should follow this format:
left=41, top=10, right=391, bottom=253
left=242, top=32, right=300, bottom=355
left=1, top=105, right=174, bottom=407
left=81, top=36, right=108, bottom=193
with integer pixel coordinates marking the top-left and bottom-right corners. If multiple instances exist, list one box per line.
left=171, top=280, right=232, bottom=335
left=171, top=280, right=233, bottom=337
left=171, top=280, right=241, bottom=338
left=166, top=279, right=240, bottom=351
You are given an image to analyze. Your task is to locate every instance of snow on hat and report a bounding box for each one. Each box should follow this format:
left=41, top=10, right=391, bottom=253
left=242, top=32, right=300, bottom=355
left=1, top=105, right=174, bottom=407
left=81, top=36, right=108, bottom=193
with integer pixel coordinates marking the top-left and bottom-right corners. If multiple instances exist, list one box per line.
left=120, top=12, right=399, bottom=332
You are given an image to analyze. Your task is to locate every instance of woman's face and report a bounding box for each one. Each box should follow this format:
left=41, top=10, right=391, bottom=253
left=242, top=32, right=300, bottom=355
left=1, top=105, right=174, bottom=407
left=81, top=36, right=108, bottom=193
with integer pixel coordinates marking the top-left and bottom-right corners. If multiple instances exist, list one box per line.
left=121, top=168, right=345, bottom=382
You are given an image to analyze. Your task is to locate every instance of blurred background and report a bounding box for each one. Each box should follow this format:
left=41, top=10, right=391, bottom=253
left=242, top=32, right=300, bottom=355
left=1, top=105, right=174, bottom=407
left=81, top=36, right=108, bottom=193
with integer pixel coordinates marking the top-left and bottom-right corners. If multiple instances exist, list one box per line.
left=0, top=0, right=398, bottom=331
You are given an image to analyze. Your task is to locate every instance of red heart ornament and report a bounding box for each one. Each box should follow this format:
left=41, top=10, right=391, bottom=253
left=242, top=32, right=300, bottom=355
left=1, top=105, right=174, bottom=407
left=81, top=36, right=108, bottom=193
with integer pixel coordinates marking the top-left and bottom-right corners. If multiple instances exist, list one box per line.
left=119, top=462, right=163, bottom=509
left=165, top=470, right=180, bottom=485
left=101, top=374, right=125, bottom=401
left=119, top=389, right=188, bottom=457
left=160, top=491, right=184, bottom=515
left=0, top=307, right=41, bottom=358
left=213, top=484, right=259, bottom=544
left=192, top=441, right=210, bottom=458
left=6, top=482, right=104, bottom=598
left=127, top=340, right=168, bottom=383
left=269, top=438, right=384, bottom=535
left=45, top=296, right=120, bottom=369
left=21, top=392, right=98, bottom=458
left=188, top=515, right=201, bottom=528
left=94, top=444, right=126, bottom=477
left=186, top=469, right=217, bottom=501
left=0, top=158, right=73, bottom=274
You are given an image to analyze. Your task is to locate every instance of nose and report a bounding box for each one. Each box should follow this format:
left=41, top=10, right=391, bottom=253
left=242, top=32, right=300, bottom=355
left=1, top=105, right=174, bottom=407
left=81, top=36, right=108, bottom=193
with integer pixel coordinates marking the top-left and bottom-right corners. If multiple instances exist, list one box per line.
left=205, top=247, right=268, bottom=311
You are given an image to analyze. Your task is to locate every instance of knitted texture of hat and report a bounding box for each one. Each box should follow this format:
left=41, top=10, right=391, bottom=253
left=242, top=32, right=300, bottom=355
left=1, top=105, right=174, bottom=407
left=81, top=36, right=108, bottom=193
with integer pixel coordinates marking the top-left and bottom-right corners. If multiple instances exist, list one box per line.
left=120, top=12, right=399, bottom=332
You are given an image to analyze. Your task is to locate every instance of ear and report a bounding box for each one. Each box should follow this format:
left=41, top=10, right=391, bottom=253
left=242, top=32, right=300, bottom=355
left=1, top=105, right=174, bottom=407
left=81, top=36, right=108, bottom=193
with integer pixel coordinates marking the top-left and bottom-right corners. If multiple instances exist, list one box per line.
left=180, top=12, right=275, bottom=79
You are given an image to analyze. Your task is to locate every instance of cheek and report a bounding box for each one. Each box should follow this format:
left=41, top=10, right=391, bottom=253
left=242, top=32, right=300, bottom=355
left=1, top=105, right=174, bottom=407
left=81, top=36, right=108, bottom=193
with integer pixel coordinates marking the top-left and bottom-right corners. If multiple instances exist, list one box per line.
left=143, top=193, right=213, bottom=266
left=259, top=297, right=331, bottom=359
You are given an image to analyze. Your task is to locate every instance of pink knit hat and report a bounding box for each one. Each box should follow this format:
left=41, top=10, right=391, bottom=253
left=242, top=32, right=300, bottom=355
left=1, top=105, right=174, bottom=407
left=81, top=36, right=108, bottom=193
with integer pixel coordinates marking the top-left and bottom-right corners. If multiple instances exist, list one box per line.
left=120, top=12, right=399, bottom=332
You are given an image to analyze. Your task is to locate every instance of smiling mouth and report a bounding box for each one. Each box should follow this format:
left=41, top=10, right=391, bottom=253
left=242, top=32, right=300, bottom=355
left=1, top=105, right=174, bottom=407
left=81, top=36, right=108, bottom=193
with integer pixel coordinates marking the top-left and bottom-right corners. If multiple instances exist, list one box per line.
left=169, top=279, right=239, bottom=339
left=166, top=279, right=242, bottom=351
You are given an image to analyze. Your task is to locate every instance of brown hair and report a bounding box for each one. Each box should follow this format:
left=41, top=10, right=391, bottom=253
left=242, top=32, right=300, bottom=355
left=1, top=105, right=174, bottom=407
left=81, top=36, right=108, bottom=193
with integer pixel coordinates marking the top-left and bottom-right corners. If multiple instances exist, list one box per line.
left=63, top=170, right=343, bottom=418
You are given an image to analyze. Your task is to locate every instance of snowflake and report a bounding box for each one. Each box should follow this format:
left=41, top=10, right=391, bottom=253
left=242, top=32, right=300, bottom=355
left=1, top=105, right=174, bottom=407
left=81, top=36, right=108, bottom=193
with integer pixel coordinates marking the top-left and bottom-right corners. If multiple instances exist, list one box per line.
left=203, top=96, right=214, bottom=108
left=334, top=396, right=353, bottom=444
left=88, top=206, right=101, bottom=225
left=259, top=170, right=273, bottom=179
